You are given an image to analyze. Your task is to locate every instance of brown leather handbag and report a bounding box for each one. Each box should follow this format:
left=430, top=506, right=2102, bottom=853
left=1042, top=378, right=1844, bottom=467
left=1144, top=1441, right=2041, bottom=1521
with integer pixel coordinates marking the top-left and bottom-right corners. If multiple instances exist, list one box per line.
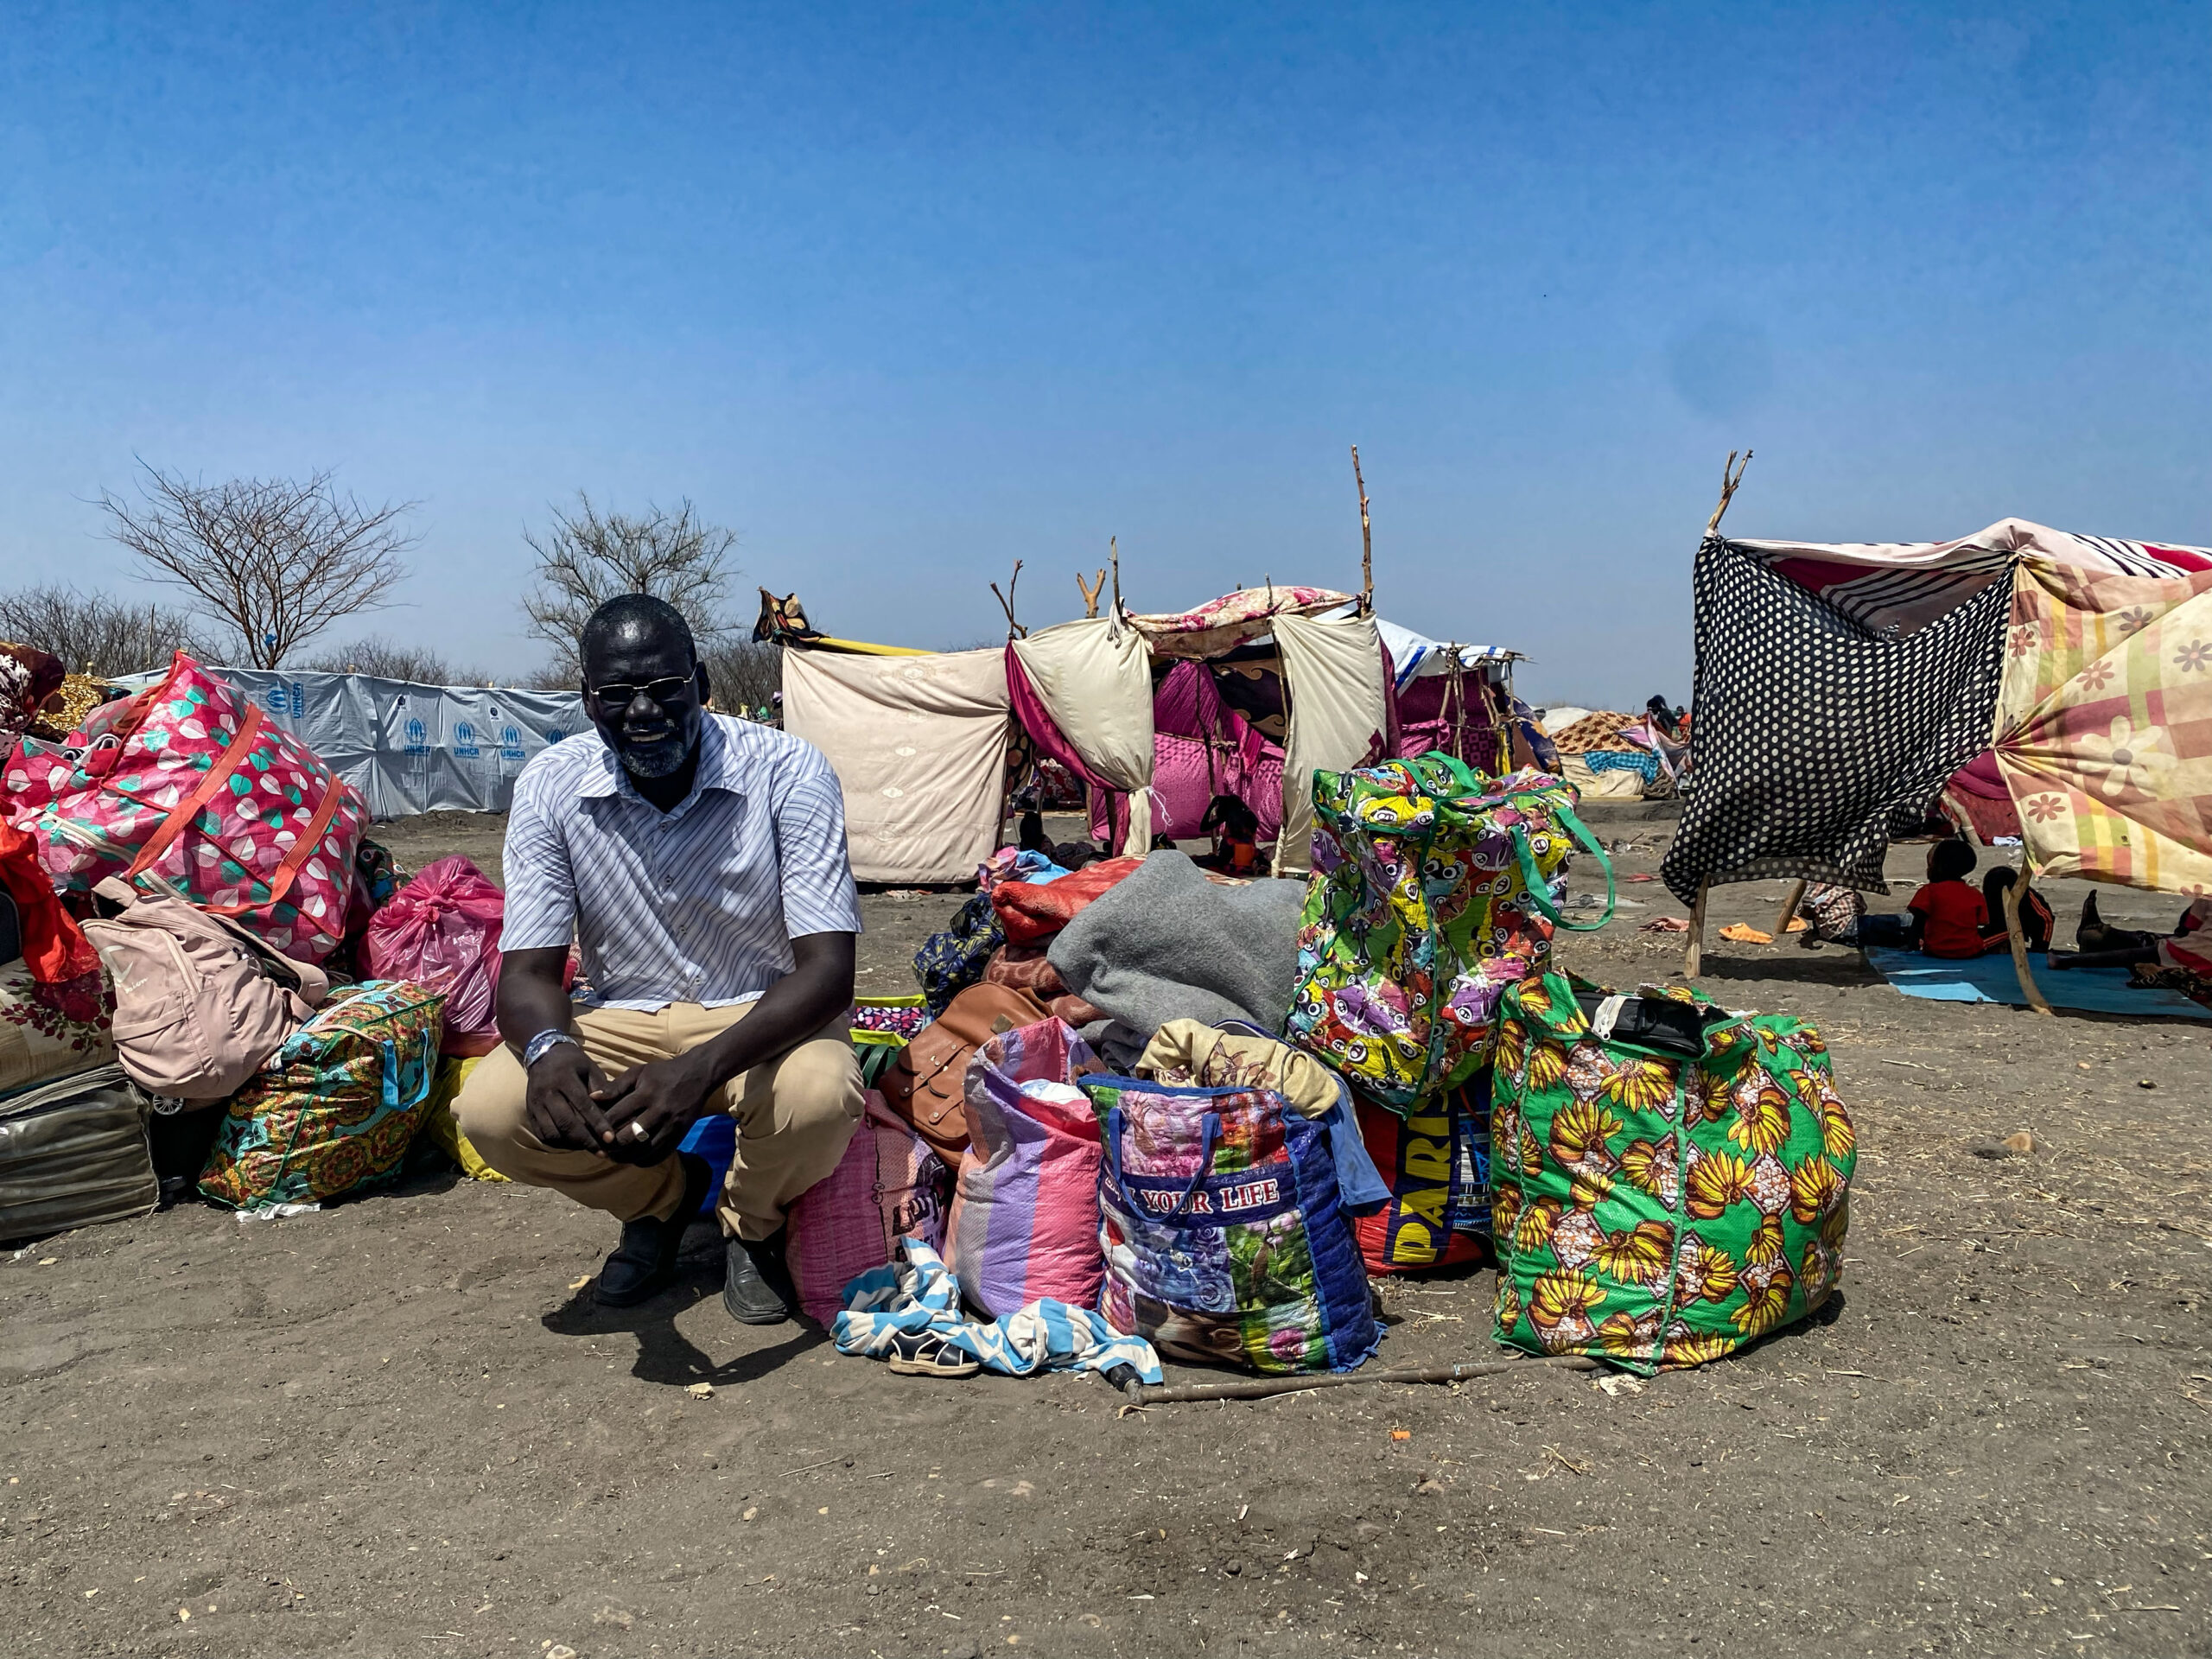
left=878, top=983, right=1050, bottom=1167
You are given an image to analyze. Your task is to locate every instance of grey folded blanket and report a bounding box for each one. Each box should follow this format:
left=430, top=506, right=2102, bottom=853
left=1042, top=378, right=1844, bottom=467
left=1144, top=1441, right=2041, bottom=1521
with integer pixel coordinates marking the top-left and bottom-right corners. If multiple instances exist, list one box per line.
left=1048, top=851, right=1306, bottom=1039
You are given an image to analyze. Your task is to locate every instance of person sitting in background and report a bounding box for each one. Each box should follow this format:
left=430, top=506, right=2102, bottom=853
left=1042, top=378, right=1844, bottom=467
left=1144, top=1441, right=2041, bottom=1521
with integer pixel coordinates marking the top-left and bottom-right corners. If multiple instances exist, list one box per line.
left=2049, top=892, right=2212, bottom=971
left=1979, top=867, right=2052, bottom=953
left=1196, top=793, right=1267, bottom=877
left=456, top=594, right=863, bottom=1322
left=1858, top=839, right=1988, bottom=957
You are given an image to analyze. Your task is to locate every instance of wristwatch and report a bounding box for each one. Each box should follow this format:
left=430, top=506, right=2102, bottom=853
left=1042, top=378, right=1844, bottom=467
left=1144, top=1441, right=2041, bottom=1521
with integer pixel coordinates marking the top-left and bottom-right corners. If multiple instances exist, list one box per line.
left=522, top=1028, right=582, bottom=1068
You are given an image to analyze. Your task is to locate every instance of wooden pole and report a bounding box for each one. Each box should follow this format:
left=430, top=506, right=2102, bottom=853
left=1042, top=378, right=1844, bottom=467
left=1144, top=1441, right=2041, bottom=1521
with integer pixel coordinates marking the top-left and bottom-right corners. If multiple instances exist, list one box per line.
left=2004, top=873, right=2054, bottom=1016
left=1704, top=448, right=1752, bottom=537
left=1351, top=444, right=1373, bottom=614
left=1684, top=879, right=1710, bottom=976
left=1077, top=569, right=1104, bottom=620
left=1772, top=879, right=1807, bottom=940
left=1120, top=1352, right=1596, bottom=1406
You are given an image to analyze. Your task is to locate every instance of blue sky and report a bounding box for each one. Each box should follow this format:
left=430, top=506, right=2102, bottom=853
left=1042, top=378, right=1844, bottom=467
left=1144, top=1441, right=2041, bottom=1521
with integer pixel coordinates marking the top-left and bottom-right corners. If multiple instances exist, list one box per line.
left=2, top=2, right=2205, bottom=703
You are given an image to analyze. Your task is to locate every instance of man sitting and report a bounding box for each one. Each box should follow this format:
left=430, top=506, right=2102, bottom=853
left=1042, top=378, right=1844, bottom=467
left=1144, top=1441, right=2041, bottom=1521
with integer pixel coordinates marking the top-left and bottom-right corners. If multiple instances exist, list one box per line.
left=457, top=594, right=863, bottom=1321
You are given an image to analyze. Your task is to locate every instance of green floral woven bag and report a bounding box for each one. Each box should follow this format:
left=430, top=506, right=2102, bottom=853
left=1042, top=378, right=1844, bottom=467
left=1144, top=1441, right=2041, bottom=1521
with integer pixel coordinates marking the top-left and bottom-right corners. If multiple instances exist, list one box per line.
left=1489, top=971, right=1855, bottom=1374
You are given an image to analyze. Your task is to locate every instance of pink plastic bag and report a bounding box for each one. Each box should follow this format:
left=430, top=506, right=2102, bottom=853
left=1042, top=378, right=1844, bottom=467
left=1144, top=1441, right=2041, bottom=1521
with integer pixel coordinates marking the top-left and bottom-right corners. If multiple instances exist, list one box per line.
left=786, top=1092, right=952, bottom=1325
left=359, top=856, right=505, bottom=1056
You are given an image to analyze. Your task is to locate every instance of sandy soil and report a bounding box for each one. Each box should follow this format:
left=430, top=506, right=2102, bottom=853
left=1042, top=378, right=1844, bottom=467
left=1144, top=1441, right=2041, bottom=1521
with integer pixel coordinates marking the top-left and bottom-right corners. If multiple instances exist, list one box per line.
left=5, top=814, right=2209, bottom=1657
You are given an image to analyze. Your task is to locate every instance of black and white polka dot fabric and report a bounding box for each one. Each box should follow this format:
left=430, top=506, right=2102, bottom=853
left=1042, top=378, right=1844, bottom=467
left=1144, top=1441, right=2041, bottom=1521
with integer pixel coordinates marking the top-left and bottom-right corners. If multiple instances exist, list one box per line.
left=1662, top=538, right=2009, bottom=903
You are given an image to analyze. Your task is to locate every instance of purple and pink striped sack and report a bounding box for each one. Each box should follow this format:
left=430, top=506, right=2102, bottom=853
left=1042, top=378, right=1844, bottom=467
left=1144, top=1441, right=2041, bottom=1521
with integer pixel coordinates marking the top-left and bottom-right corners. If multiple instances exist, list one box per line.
left=785, top=1090, right=952, bottom=1325
left=944, top=1019, right=1105, bottom=1319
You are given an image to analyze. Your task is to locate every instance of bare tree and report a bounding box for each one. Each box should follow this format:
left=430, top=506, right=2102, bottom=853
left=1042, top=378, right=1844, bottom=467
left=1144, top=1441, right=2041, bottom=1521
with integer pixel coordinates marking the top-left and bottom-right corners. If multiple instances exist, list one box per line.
left=521, top=493, right=739, bottom=674
left=0, top=585, right=213, bottom=677
left=299, top=634, right=489, bottom=687
left=99, top=464, right=417, bottom=669
left=701, top=639, right=783, bottom=713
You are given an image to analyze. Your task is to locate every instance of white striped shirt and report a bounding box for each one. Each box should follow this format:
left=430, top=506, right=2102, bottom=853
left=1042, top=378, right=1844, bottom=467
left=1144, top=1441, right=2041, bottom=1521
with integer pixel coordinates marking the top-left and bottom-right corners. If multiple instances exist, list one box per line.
left=499, top=713, right=861, bottom=1011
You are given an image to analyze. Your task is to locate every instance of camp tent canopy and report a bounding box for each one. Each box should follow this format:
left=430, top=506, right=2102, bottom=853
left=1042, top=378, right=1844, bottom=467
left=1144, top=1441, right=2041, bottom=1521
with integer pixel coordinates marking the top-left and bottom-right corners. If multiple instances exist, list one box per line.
left=1725, top=518, right=2212, bottom=638
left=781, top=647, right=1010, bottom=885
left=1995, top=556, right=2212, bottom=897
left=1128, top=586, right=1352, bottom=659
left=1666, top=520, right=2212, bottom=906
left=1006, top=617, right=1156, bottom=855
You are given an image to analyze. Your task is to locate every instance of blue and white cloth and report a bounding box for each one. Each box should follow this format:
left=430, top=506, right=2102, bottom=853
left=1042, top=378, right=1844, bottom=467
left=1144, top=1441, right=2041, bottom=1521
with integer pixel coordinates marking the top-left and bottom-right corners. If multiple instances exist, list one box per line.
left=500, top=713, right=862, bottom=1010
left=832, top=1239, right=1164, bottom=1385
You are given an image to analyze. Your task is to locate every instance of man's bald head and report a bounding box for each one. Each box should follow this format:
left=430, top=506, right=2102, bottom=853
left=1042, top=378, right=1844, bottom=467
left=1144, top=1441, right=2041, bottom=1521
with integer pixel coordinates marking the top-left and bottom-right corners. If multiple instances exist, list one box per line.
left=581, top=594, right=696, bottom=681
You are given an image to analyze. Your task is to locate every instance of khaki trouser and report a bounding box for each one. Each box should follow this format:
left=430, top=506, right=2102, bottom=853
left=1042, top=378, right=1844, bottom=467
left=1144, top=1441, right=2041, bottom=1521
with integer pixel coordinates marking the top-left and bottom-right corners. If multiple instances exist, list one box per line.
left=455, top=1001, right=863, bottom=1240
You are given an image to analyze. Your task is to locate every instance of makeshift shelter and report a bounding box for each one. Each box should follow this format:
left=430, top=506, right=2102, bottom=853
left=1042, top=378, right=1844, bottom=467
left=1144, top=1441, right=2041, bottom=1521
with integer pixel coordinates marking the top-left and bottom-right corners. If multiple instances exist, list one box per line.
left=1663, top=509, right=2212, bottom=988
left=781, top=646, right=1013, bottom=886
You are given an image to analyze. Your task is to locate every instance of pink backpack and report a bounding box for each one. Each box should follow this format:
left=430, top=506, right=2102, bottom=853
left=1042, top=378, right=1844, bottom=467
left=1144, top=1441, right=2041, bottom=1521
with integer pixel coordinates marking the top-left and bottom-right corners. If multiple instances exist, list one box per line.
left=80, top=876, right=328, bottom=1102
left=30, top=653, right=365, bottom=964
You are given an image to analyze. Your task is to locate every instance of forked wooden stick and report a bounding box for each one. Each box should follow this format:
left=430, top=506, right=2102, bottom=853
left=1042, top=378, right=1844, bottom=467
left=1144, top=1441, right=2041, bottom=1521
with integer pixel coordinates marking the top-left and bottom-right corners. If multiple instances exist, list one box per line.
left=1077, top=569, right=1105, bottom=620
left=990, top=559, right=1027, bottom=639
left=1705, top=448, right=1752, bottom=536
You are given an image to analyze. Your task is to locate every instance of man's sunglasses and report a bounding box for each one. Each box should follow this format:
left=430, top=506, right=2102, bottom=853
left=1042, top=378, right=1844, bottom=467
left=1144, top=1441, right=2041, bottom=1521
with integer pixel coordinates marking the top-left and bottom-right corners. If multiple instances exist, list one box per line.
left=588, top=672, right=696, bottom=712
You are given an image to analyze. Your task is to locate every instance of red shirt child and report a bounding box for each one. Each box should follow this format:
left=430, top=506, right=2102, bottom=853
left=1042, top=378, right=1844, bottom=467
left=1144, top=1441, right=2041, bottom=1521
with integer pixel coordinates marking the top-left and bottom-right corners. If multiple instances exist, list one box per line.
left=1910, top=878, right=1988, bottom=958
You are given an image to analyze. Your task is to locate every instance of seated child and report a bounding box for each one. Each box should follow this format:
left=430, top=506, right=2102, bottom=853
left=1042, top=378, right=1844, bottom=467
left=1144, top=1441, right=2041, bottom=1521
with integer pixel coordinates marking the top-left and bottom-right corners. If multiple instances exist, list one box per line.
left=1859, top=839, right=2027, bottom=958
left=1195, top=793, right=1268, bottom=877
left=1980, top=867, right=2053, bottom=953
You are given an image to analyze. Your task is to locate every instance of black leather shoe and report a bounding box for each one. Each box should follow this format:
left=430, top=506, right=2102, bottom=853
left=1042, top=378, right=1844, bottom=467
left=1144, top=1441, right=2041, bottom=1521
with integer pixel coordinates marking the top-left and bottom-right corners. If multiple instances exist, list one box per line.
left=595, top=1153, right=709, bottom=1307
left=721, top=1229, right=795, bottom=1325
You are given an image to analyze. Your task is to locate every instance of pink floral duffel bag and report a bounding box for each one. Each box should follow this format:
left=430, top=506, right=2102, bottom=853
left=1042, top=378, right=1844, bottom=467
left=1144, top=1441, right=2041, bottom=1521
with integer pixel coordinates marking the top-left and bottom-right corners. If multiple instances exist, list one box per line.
left=31, top=653, right=366, bottom=965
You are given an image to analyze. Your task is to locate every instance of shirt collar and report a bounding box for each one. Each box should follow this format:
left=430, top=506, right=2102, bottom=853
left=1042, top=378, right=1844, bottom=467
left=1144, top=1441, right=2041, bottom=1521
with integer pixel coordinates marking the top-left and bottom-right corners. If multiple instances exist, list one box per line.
left=576, top=714, right=748, bottom=809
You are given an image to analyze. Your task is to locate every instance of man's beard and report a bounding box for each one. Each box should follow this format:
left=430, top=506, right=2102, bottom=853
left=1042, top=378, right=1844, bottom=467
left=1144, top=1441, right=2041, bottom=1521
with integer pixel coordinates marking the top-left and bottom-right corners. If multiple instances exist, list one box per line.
left=619, top=734, right=691, bottom=779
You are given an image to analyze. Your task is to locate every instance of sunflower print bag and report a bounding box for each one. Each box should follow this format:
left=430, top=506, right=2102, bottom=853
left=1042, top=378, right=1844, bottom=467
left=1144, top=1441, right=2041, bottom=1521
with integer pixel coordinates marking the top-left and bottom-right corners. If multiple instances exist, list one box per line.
left=1286, top=756, right=1613, bottom=1115
left=199, top=979, right=446, bottom=1210
left=1490, top=971, right=1854, bottom=1374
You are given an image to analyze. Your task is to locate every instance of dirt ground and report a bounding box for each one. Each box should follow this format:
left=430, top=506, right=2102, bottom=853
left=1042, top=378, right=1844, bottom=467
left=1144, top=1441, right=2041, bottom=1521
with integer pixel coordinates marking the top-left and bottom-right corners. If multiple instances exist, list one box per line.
left=5, top=810, right=2210, bottom=1658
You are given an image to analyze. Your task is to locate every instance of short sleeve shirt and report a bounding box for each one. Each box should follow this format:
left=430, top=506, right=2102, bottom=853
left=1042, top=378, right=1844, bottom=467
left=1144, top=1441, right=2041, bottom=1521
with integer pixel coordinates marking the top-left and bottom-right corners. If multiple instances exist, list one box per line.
left=499, top=714, right=861, bottom=1010
left=1910, top=880, right=1987, bottom=960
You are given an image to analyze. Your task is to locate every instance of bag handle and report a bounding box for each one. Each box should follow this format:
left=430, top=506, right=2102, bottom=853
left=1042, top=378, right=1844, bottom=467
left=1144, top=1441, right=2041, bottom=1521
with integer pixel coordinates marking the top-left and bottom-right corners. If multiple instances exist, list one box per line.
left=1513, top=804, right=1616, bottom=931
left=124, top=706, right=265, bottom=881
left=196, top=781, right=346, bottom=921
left=1104, top=1106, right=1220, bottom=1223
left=1421, top=749, right=1489, bottom=798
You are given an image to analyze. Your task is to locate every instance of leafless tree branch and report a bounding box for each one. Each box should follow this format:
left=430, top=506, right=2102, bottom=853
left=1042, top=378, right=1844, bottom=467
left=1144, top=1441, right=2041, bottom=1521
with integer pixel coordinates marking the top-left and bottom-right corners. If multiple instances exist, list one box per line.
left=0, top=585, right=213, bottom=677
left=520, top=492, right=741, bottom=675
left=98, top=463, right=416, bottom=668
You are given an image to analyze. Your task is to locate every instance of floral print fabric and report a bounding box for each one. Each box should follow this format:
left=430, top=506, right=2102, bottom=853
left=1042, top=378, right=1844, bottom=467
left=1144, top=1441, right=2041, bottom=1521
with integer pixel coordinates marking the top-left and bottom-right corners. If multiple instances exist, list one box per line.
left=1994, top=557, right=2212, bottom=897
left=0, top=959, right=114, bottom=1099
left=1087, top=1074, right=1380, bottom=1375
left=1287, top=759, right=1586, bottom=1114
left=199, top=979, right=445, bottom=1210
left=1490, top=973, right=1855, bottom=1374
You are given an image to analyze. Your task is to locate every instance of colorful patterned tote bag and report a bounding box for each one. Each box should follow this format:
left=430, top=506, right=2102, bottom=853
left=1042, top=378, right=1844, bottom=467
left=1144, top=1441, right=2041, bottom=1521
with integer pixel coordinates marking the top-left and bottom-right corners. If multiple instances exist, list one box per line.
left=1287, top=755, right=1613, bottom=1114
left=1489, top=971, right=1856, bottom=1374
left=199, top=979, right=446, bottom=1210
left=1086, top=1073, right=1380, bottom=1375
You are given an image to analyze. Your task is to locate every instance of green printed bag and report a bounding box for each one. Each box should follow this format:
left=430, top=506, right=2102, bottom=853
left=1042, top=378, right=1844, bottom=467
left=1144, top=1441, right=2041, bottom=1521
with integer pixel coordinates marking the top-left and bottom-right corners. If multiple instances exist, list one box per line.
left=1286, top=758, right=1612, bottom=1114
left=1489, top=972, right=1854, bottom=1373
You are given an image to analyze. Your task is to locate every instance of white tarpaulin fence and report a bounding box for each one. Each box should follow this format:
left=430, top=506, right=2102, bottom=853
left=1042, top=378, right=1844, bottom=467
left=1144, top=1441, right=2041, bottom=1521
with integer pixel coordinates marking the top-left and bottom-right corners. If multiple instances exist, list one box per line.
left=209, top=670, right=588, bottom=820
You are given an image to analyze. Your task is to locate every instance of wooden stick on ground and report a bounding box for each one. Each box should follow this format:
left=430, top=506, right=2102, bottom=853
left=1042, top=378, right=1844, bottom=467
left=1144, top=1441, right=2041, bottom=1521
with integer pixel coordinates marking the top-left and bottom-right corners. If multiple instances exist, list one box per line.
left=1120, top=1352, right=1596, bottom=1407
left=1684, top=878, right=1711, bottom=976
left=1705, top=448, right=1753, bottom=536
left=1351, top=444, right=1374, bottom=613
left=2005, top=871, right=2054, bottom=1016
left=1772, top=878, right=1807, bottom=940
